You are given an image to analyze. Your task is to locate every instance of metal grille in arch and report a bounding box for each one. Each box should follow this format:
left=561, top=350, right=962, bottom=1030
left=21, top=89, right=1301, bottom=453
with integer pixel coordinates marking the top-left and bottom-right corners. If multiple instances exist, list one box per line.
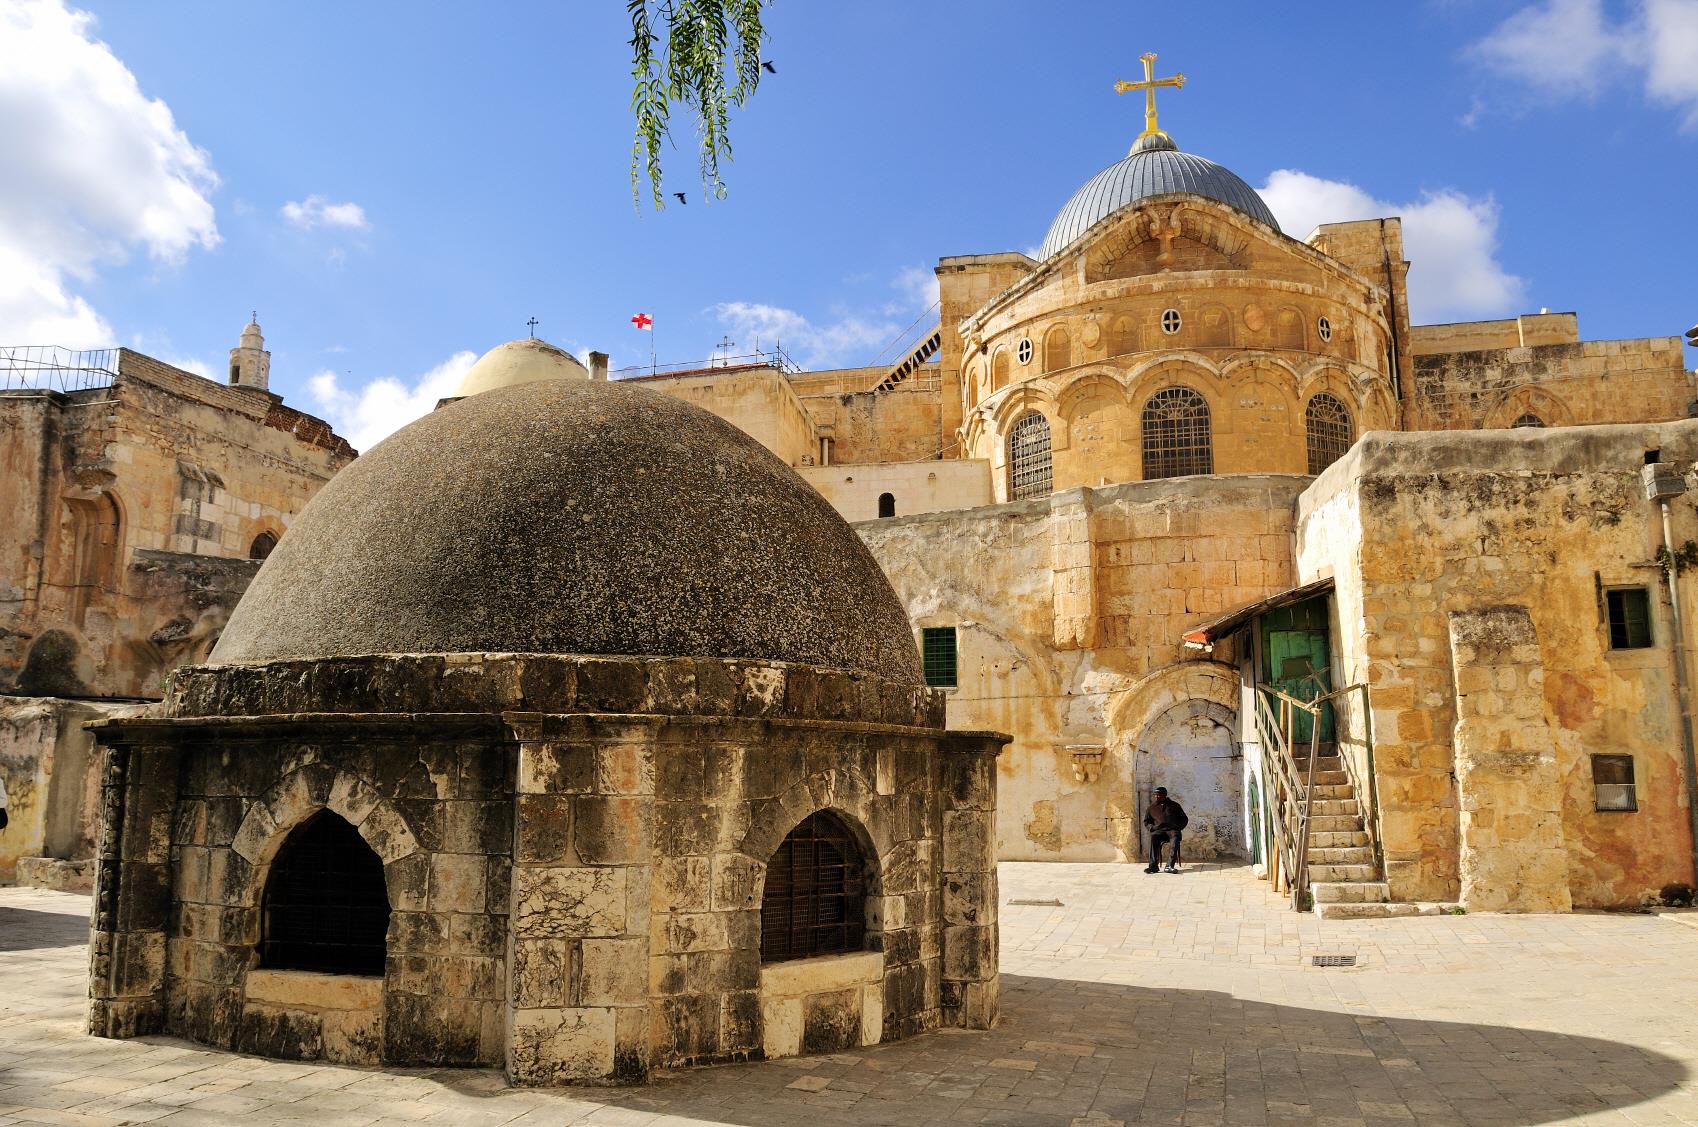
left=1305, top=393, right=1354, bottom=475
left=1141, top=387, right=1213, bottom=479
left=1008, top=412, right=1053, bottom=500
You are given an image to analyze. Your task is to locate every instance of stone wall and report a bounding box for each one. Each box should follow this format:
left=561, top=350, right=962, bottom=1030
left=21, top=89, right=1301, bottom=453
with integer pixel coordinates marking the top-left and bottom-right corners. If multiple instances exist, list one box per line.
left=801, top=459, right=991, bottom=522
left=1296, top=424, right=1698, bottom=907
left=858, top=475, right=1307, bottom=862
left=622, top=367, right=817, bottom=468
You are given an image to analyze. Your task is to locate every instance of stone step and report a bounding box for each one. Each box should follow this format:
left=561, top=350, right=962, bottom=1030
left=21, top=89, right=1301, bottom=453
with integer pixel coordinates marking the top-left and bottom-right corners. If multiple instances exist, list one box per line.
left=1310, top=880, right=1391, bottom=904
left=1307, top=783, right=1354, bottom=800
left=1306, top=863, right=1378, bottom=882
left=1292, top=758, right=1344, bottom=773
left=1308, top=797, right=1360, bottom=816
left=1296, top=770, right=1349, bottom=786
left=1315, top=901, right=1425, bottom=920
left=1308, top=814, right=1365, bottom=833
left=1309, top=830, right=1370, bottom=848
left=1308, top=845, right=1374, bottom=864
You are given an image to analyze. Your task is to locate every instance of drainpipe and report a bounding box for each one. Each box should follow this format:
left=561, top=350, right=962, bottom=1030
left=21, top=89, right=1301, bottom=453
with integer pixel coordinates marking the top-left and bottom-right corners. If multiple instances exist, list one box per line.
left=1644, top=460, right=1698, bottom=884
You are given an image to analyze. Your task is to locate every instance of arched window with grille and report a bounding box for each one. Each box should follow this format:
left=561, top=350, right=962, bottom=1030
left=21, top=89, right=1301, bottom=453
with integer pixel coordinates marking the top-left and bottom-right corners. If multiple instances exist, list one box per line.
left=261, top=810, right=390, bottom=976
left=1511, top=413, right=1546, bottom=429
left=1141, top=387, right=1213, bottom=479
left=1305, top=393, right=1355, bottom=474
left=1006, top=412, right=1053, bottom=500
left=1044, top=325, right=1072, bottom=373
left=760, top=810, right=870, bottom=963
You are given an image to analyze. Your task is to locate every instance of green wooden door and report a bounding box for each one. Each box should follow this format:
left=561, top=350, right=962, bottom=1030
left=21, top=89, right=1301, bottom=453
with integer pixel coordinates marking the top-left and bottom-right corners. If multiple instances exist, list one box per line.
left=1259, top=596, right=1335, bottom=746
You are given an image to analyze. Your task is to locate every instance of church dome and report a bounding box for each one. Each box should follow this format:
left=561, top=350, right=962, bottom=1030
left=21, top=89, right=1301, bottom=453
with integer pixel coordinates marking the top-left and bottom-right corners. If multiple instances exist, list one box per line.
left=455, top=337, right=588, bottom=397
left=210, top=379, right=923, bottom=684
left=1037, top=135, right=1279, bottom=261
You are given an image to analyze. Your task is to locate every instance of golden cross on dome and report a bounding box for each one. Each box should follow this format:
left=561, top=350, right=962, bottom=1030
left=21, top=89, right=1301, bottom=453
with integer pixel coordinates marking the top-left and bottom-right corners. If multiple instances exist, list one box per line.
left=1114, top=52, right=1186, bottom=143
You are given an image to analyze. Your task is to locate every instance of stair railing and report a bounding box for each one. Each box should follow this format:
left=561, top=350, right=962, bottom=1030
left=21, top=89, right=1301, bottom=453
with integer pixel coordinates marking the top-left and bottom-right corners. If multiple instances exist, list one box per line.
left=1326, top=684, right=1383, bottom=884
left=1262, top=683, right=1372, bottom=912
left=1253, top=688, right=1303, bottom=895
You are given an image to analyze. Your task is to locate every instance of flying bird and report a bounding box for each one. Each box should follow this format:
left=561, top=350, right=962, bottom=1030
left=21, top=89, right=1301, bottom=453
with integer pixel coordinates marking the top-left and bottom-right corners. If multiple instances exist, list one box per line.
left=761, top=60, right=776, bottom=74
left=673, top=192, right=688, bottom=205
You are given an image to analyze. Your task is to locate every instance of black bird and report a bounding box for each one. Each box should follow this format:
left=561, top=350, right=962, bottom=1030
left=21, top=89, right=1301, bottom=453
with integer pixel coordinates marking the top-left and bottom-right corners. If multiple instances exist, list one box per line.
left=673, top=192, right=687, bottom=205
left=761, top=60, right=776, bottom=74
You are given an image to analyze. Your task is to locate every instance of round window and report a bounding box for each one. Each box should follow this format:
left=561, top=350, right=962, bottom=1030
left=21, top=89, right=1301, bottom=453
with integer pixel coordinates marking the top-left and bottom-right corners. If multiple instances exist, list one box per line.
left=1317, top=316, right=1333, bottom=343
left=1160, top=309, right=1182, bottom=335
left=1016, top=338, right=1033, bottom=365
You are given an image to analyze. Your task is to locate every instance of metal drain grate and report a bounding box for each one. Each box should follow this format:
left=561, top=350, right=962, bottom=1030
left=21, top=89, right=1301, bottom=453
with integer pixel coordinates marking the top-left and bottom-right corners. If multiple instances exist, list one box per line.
left=1007, top=898, right=1065, bottom=907
left=1311, top=954, right=1358, bottom=967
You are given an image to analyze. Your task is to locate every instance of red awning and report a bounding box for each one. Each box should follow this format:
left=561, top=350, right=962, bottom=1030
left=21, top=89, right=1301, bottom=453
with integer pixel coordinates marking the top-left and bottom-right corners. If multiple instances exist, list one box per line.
left=1180, top=577, right=1335, bottom=648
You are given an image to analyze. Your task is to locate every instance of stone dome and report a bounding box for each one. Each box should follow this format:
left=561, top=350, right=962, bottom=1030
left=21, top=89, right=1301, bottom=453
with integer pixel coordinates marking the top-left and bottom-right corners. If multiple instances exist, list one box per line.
left=455, top=338, right=588, bottom=398
left=211, top=379, right=924, bottom=684
left=1038, top=134, right=1278, bottom=260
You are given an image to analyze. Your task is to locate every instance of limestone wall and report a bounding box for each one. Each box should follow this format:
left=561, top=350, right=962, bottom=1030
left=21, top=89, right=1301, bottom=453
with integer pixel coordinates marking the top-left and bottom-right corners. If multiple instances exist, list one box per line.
left=0, top=696, right=144, bottom=880
left=858, top=475, right=1308, bottom=862
left=801, top=459, right=991, bottom=522
left=620, top=367, right=816, bottom=467
left=1408, top=336, right=1690, bottom=431
left=1297, top=424, right=1698, bottom=908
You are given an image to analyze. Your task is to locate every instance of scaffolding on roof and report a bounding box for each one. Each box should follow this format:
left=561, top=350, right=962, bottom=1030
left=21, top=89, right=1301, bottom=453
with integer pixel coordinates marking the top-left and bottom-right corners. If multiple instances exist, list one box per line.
left=0, top=345, right=119, bottom=393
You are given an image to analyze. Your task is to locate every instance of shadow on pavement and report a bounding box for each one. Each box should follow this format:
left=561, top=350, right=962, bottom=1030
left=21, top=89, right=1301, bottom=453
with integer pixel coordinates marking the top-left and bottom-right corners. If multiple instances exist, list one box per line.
left=0, top=901, right=89, bottom=952
left=417, top=972, right=1688, bottom=1126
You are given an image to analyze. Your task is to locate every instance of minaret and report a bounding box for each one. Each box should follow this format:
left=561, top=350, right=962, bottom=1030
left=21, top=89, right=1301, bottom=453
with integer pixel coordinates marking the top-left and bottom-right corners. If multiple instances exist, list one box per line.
left=229, top=312, right=271, bottom=391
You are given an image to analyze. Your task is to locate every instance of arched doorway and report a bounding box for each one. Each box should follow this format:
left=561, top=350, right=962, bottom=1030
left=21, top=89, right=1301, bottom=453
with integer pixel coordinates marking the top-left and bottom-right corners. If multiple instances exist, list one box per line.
left=1134, top=699, right=1241, bottom=859
left=261, top=810, right=390, bottom=975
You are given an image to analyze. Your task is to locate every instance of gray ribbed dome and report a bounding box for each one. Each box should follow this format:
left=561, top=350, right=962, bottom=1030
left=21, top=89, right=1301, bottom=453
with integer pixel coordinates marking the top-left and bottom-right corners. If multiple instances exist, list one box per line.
left=1038, top=136, right=1278, bottom=260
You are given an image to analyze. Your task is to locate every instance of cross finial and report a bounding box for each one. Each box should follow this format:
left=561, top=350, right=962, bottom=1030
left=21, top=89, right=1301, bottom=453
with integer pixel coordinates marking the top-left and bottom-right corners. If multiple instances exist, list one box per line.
left=1113, top=52, right=1186, bottom=150
left=526, top=316, right=539, bottom=339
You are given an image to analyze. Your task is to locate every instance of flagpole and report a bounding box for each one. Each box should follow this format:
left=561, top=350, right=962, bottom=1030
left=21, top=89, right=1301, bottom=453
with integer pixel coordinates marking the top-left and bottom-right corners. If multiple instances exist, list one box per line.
left=651, top=322, right=657, bottom=377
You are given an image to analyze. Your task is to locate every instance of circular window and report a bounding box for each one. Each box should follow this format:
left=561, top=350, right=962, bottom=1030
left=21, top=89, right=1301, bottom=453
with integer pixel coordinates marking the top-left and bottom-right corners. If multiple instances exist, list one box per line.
left=1161, top=309, right=1182, bottom=335
left=1016, top=338, right=1033, bottom=365
left=1317, top=316, right=1333, bottom=343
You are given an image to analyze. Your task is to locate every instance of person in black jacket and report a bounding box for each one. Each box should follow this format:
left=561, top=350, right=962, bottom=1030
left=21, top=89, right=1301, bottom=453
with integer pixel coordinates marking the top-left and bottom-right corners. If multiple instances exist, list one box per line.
left=1143, top=787, right=1188, bottom=873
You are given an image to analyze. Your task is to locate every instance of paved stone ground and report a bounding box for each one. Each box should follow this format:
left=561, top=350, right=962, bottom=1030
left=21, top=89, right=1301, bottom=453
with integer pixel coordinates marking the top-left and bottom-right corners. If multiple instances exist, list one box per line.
left=4, top=861, right=1698, bottom=1126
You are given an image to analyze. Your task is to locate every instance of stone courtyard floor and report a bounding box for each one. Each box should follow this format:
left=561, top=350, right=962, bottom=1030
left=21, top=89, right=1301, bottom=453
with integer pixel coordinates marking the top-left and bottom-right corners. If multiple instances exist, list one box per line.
left=4, top=862, right=1698, bottom=1126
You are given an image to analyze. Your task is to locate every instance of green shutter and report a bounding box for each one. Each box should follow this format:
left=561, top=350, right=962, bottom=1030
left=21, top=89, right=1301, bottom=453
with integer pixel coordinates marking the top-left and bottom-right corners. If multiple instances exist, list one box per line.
left=921, top=627, right=957, bottom=688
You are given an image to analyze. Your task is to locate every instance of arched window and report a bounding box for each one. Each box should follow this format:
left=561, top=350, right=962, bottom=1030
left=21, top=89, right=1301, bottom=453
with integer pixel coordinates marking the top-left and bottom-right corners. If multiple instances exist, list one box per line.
left=1044, top=325, right=1072, bottom=373
left=760, top=810, right=869, bottom=963
left=1511, top=413, right=1546, bottom=429
left=1305, top=393, right=1355, bottom=474
left=965, top=363, right=983, bottom=405
left=261, top=811, right=390, bottom=976
left=65, top=492, right=120, bottom=625
left=1197, top=304, right=1232, bottom=348
left=1006, top=412, right=1053, bottom=500
left=991, top=349, right=1010, bottom=391
left=877, top=492, right=895, bottom=518
left=1108, top=316, right=1137, bottom=357
left=250, top=530, right=278, bottom=560
left=1141, top=387, right=1213, bottom=479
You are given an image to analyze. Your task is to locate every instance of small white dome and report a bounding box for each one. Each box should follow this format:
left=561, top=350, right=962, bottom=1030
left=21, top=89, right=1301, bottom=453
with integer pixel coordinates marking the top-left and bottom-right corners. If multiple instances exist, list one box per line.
left=456, top=339, right=588, bottom=398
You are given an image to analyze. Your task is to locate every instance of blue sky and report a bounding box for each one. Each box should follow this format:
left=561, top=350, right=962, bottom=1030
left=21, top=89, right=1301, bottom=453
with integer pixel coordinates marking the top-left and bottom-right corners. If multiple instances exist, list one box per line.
left=2, top=0, right=1695, bottom=449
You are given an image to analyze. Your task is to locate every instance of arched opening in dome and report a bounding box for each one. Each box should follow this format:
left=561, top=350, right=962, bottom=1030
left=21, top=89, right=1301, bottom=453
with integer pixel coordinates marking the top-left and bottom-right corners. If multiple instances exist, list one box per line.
left=261, top=810, right=390, bottom=976
left=877, top=493, right=896, bottom=519
left=1305, top=393, right=1355, bottom=475
left=1044, top=326, right=1072, bottom=373
left=760, top=810, right=872, bottom=963
left=1007, top=412, right=1053, bottom=500
left=1142, top=387, right=1213, bottom=479
left=249, top=530, right=278, bottom=560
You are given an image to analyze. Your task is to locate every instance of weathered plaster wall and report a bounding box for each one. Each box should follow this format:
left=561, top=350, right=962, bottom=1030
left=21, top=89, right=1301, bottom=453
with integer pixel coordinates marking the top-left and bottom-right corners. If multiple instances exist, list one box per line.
left=0, top=696, right=143, bottom=880
left=857, top=475, right=1308, bottom=862
left=801, top=459, right=991, bottom=522
left=1296, top=424, right=1698, bottom=907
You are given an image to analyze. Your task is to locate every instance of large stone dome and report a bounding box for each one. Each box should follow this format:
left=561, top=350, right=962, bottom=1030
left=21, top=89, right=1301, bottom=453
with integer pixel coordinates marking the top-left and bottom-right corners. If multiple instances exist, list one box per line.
left=1038, top=134, right=1278, bottom=261
left=211, top=379, right=923, bottom=684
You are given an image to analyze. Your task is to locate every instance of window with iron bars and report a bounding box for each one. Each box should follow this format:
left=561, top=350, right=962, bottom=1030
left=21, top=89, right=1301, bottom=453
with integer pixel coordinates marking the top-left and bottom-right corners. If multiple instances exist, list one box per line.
left=1305, top=392, right=1354, bottom=474
left=1141, top=387, right=1213, bottom=479
left=1007, top=412, right=1053, bottom=500
left=922, top=626, right=957, bottom=688
left=760, top=810, right=869, bottom=963
left=261, top=811, right=391, bottom=976
left=1511, top=413, right=1546, bottom=428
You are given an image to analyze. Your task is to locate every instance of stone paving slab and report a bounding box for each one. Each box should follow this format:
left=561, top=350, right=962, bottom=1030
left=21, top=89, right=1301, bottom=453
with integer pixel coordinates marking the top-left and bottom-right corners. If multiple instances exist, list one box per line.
left=4, top=863, right=1698, bottom=1125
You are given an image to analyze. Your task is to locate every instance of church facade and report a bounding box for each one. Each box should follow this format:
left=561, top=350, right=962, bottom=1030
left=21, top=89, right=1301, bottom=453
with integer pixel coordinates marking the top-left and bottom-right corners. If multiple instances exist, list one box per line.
left=626, top=70, right=1695, bottom=914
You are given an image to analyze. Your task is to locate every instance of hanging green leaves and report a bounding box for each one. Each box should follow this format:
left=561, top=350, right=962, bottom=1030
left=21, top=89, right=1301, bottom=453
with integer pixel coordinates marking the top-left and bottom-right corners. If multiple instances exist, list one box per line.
left=629, top=0, right=769, bottom=210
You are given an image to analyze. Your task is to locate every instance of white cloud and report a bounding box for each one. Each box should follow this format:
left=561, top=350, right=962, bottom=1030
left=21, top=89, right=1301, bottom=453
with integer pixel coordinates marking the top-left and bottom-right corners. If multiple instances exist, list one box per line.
left=307, top=350, right=476, bottom=452
left=281, top=195, right=369, bottom=231
left=714, top=302, right=898, bottom=369
left=1470, top=0, right=1698, bottom=129
left=1259, top=170, right=1525, bottom=323
left=0, top=0, right=218, bottom=346
left=890, top=265, right=940, bottom=312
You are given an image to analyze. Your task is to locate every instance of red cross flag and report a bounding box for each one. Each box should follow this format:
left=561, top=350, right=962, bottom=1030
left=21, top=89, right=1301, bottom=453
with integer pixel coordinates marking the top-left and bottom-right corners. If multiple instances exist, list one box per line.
left=630, top=313, right=653, bottom=330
